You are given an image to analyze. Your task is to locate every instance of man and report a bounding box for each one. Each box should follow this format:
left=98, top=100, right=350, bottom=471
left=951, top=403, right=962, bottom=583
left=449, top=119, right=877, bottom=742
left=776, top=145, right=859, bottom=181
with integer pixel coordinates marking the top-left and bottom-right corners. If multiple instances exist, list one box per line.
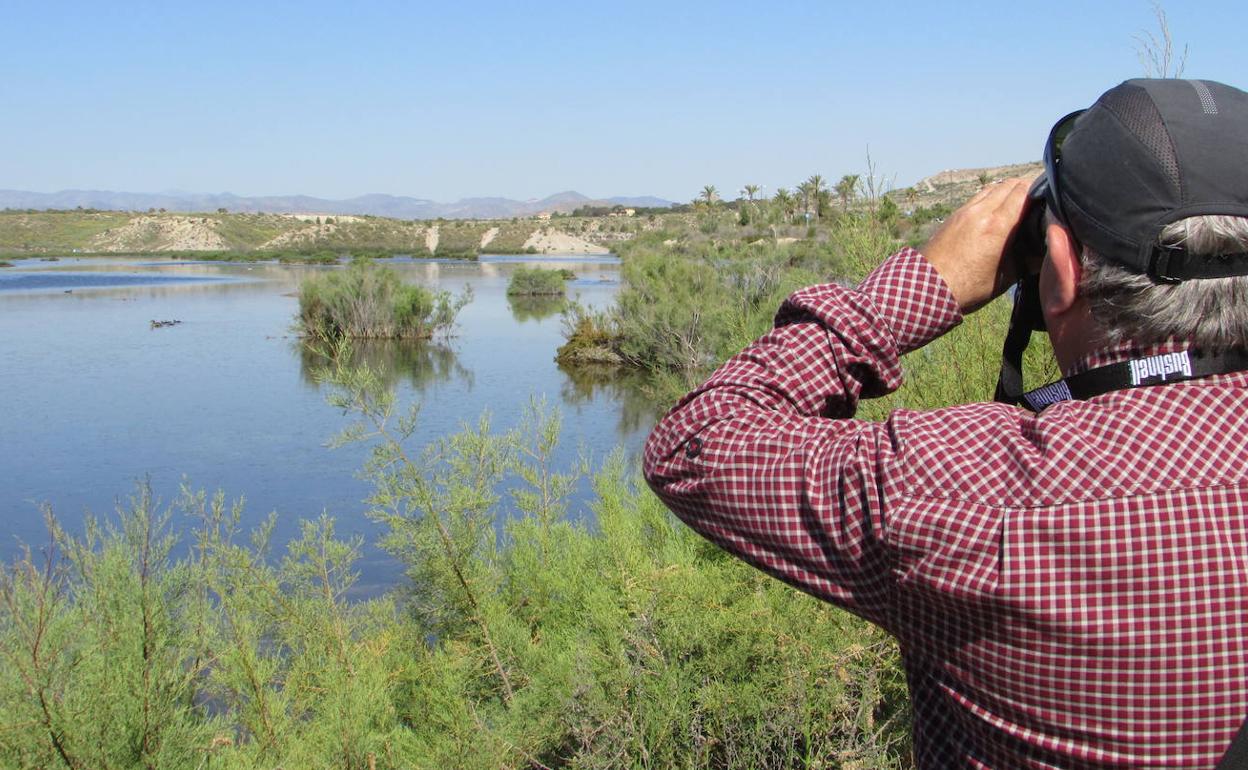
left=643, top=79, right=1248, bottom=766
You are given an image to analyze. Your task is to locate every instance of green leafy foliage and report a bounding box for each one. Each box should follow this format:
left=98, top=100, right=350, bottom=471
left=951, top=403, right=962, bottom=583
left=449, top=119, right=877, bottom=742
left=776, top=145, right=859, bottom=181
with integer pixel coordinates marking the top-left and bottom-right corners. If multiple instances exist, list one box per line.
left=297, top=259, right=471, bottom=340
left=506, top=266, right=569, bottom=296
left=571, top=208, right=1055, bottom=412
left=555, top=301, right=622, bottom=365
left=578, top=214, right=898, bottom=404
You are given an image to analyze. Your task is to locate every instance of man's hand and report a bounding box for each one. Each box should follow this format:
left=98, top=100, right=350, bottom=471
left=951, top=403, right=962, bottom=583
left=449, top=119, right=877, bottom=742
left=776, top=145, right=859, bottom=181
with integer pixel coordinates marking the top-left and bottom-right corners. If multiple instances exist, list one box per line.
left=921, top=177, right=1033, bottom=313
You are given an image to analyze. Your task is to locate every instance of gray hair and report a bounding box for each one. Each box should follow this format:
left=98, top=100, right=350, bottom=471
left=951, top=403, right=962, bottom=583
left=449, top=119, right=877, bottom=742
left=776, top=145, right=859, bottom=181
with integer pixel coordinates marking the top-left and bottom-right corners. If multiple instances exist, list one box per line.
left=1079, top=215, right=1248, bottom=350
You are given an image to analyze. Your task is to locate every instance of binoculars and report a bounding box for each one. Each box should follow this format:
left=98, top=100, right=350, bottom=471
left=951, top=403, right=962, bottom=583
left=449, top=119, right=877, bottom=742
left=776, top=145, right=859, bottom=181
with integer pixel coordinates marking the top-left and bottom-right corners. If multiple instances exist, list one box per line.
left=1004, top=176, right=1051, bottom=282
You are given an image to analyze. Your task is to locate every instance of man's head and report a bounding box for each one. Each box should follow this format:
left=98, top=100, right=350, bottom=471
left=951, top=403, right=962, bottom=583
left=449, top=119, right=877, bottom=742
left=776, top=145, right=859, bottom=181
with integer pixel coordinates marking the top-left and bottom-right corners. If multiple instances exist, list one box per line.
left=1041, top=78, right=1248, bottom=352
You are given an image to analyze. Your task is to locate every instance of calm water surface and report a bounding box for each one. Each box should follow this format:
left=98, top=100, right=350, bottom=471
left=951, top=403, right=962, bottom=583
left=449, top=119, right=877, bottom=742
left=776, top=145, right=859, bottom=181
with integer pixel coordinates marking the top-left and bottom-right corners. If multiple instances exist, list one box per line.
left=0, top=255, right=654, bottom=594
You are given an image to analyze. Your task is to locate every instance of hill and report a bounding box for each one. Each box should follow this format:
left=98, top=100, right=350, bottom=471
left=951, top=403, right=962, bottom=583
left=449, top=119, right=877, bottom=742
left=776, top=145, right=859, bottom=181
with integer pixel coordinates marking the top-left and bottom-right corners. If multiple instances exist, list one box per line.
left=0, top=210, right=651, bottom=258
left=0, top=162, right=1044, bottom=260
left=0, top=189, right=675, bottom=220
left=899, top=161, right=1042, bottom=209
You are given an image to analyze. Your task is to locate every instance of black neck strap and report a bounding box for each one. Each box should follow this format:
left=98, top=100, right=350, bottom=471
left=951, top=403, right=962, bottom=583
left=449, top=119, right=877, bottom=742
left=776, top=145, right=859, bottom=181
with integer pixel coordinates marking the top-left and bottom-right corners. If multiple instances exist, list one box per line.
left=993, top=279, right=1248, bottom=411
left=993, top=276, right=1047, bottom=406
left=1017, top=348, right=1248, bottom=411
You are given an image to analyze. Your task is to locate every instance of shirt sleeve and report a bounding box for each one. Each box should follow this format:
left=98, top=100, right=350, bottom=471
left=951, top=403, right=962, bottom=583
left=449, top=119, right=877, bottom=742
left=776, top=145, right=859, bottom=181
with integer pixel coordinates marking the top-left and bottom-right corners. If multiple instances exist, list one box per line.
left=642, top=247, right=963, bottom=629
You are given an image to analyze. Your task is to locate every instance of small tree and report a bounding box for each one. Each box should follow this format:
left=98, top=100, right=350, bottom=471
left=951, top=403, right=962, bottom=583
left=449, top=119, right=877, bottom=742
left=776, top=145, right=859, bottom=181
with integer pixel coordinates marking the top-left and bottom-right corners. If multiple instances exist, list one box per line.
left=835, top=174, right=860, bottom=211
left=805, top=174, right=827, bottom=219
left=796, top=181, right=814, bottom=221
left=772, top=188, right=794, bottom=223
left=876, top=195, right=900, bottom=227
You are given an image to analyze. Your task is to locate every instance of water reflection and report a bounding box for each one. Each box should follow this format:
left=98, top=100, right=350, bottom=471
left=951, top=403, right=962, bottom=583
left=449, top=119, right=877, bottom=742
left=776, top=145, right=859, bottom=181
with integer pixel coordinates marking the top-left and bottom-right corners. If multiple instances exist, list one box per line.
left=507, top=294, right=567, bottom=323
left=298, top=339, right=472, bottom=391
left=0, top=271, right=233, bottom=292
left=557, top=361, right=660, bottom=435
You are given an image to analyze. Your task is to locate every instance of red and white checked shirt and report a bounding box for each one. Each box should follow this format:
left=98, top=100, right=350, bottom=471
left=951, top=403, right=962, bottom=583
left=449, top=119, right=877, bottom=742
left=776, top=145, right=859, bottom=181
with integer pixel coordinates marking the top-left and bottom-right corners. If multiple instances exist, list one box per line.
left=643, top=247, right=1248, bottom=768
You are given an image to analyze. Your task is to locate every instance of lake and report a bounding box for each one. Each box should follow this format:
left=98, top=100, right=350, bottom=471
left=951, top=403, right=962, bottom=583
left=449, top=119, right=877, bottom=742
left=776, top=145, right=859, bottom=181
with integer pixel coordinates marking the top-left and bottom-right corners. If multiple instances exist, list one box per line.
left=0, top=255, right=655, bottom=594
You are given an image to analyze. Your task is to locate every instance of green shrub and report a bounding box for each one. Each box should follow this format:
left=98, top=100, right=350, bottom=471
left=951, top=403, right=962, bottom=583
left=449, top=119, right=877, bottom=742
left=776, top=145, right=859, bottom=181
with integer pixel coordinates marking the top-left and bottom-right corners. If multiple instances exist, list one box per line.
left=565, top=210, right=1048, bottom=411
left=585, top=229, right=867, bottom=402
left=556, top=301, right=621, bottom=365
left=506, top=266, right=569, bottom=297
left=297, top=260, right=470, bottom=341
left=909, top=203, right=952, bottom=226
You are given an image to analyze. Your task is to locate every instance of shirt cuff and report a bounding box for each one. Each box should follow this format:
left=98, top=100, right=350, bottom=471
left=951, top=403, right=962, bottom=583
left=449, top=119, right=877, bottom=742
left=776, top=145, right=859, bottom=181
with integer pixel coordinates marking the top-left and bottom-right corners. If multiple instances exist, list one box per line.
left=856, top=247, right=963, bottom=355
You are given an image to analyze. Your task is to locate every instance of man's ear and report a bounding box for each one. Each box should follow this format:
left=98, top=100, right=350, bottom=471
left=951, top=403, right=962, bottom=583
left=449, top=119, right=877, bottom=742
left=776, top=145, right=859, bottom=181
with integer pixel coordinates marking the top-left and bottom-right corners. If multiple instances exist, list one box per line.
left=1042, top=221, right=1082, bottom=316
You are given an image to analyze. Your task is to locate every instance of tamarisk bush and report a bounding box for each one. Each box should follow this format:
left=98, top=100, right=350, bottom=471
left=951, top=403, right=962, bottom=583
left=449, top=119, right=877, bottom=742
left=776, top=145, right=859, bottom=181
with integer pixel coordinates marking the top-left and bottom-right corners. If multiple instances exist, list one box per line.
left=298, top=259, right=470, bottom=341
left=506, top=266, right=572, bottom=297
left=569, top=212, right=1057, bottom=410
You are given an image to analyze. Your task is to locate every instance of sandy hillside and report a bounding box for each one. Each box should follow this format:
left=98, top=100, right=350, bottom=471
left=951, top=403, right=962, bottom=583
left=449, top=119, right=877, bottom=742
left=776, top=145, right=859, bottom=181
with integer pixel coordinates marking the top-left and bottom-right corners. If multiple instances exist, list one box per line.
left=90, top=216, right=228, bottom=252
left=523, top=228, right=610, bottom=255
left=479, top=227, right=499, bottom=249
left=262, top=222, right=342, bottom=249
left=906, top=162, right=1043, bottom=209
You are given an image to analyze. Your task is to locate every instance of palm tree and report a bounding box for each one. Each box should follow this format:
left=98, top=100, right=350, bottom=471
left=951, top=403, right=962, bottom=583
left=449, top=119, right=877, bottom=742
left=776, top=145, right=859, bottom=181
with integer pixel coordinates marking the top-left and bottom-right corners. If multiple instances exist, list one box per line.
left=772, top=188, right=794, bottom=223
left=816, top=188, right=833, bottom=218
left=700, top=185, right=719, bottom=207
left=805, top=175, right=827, bottom=219
left=835, top=174, right=860, bottom=211
left=796, top=181, right=814, bottom=222
left=741, top=184, right=761, bottom=202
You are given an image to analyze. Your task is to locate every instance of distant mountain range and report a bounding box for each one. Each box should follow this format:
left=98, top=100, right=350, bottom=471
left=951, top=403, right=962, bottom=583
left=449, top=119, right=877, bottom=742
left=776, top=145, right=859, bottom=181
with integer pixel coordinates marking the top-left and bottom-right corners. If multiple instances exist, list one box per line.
left=0, top=189, right=675, bottom=220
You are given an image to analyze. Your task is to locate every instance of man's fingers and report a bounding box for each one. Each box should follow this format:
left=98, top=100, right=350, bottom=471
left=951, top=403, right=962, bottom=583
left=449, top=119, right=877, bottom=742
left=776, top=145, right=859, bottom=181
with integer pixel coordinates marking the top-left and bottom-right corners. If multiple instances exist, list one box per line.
left=991, top=179, right=1031, bottom=218
left=962, top=178, right=1027, bottom=218
left=979, top=177, right=1029, bottom=208
left=921, top=177, right=1036, bottom=313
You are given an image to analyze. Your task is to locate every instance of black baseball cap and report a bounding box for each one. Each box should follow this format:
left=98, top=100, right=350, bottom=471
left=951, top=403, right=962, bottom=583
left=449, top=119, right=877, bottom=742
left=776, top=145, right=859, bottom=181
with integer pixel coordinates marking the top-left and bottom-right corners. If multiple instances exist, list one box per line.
left=1052, top=78, right=1248, bottom=281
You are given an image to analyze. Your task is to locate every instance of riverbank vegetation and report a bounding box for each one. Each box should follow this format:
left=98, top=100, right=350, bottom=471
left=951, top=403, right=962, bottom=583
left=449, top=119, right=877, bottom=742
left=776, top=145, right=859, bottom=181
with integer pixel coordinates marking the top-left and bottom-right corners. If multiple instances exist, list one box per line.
left=0, top=372, right=911, bottom=769
left=297, top=260, right=470, bottom=341
left=557, top=179, right=1056, bottom=410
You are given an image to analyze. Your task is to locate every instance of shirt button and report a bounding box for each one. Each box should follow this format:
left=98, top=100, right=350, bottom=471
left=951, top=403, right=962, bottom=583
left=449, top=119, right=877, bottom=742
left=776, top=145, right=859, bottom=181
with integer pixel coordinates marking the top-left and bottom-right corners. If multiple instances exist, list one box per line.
left=685, top=437, right=702, bottom=459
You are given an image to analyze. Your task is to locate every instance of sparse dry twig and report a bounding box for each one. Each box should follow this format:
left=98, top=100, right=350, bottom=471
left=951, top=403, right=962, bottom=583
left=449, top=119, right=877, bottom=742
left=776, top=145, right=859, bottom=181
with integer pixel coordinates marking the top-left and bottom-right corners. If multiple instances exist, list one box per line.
left=1134, top=2, right=1188, bottom=78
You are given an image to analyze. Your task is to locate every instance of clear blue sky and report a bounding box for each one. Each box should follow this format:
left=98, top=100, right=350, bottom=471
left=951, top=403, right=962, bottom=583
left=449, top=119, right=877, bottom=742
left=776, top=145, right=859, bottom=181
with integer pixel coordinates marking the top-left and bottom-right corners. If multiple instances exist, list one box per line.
left=2, top=0, right=1245, bottom=203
